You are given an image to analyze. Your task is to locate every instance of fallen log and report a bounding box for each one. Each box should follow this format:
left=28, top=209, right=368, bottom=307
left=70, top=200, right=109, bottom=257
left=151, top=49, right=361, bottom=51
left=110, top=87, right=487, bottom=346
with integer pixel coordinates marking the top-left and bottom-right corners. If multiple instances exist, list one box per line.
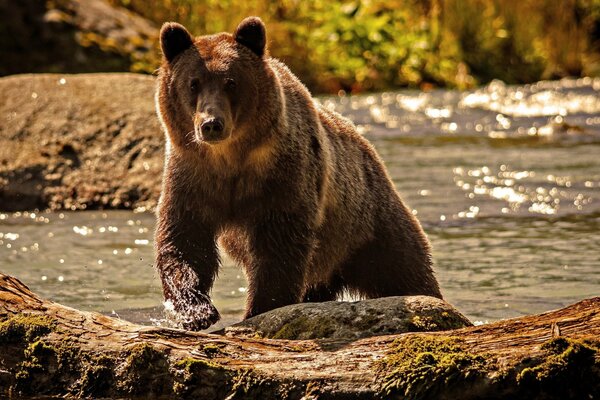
left=0, top=272, right=598, bottom=399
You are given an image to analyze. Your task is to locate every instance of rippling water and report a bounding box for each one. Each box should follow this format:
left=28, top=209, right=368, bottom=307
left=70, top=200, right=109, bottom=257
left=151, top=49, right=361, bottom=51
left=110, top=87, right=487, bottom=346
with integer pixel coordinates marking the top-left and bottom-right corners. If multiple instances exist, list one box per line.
left=1, top=78, right=599, bottom=328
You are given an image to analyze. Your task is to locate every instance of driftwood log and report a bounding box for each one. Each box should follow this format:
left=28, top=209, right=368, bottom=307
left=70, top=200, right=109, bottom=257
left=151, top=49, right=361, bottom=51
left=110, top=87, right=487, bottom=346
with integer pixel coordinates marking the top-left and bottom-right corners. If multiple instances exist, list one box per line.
left=0, top=272, right=598, bottom=399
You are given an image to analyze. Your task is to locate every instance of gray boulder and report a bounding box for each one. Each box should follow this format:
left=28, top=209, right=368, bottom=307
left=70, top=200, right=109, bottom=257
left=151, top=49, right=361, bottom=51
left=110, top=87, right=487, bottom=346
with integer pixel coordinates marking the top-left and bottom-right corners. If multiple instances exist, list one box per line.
left=226, top=295, right=472, bottom=340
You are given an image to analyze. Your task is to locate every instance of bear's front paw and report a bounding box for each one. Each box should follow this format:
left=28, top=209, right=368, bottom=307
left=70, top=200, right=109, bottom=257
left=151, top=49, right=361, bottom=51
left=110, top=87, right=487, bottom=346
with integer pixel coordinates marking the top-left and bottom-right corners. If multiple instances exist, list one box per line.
left=168, top=291, right=221, bottom=331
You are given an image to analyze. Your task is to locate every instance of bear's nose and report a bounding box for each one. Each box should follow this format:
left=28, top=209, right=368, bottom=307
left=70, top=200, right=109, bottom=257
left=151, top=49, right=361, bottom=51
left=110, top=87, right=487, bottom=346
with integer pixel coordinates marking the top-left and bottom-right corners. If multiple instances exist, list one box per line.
left=200, top=118, right=224, bottom=137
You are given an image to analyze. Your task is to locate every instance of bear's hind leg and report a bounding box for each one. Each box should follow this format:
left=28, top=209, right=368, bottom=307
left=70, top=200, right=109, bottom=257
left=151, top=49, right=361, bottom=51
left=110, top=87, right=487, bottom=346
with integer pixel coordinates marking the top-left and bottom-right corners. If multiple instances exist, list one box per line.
left=341, top=239, right=442, bottom=300
left=302, top=275, right=344, bottom=302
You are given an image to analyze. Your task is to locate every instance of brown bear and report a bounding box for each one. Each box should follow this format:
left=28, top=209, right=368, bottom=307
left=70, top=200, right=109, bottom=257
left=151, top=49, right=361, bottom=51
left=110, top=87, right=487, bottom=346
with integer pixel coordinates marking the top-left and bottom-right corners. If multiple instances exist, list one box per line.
left=154, top=16, right=442, bottom=330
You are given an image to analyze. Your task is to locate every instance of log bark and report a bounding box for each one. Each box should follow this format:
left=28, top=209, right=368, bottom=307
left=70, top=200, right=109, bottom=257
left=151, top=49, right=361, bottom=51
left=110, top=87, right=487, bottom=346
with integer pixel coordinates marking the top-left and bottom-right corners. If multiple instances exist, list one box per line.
left=0, top=272, right=598, bottom=399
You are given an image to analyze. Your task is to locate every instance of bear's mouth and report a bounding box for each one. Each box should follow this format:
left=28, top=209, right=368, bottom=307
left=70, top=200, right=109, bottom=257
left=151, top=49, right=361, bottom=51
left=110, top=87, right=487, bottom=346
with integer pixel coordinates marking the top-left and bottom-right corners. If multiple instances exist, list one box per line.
left=198, top=135, right=229, bottom=144
left=194, top=129, right=232, bottom=144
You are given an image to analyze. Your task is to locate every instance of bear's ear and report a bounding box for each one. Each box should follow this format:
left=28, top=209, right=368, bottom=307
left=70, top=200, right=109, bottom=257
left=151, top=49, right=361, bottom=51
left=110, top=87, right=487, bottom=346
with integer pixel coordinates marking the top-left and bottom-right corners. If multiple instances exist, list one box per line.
left=234, top=16, right=266, bottom=57
left=160, top=22, right=194, bottom=62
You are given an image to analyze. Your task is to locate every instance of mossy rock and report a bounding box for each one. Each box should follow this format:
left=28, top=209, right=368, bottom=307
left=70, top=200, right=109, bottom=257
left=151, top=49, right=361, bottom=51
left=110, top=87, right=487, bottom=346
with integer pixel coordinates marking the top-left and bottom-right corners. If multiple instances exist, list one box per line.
left=227, top=296, right=472, bottom=341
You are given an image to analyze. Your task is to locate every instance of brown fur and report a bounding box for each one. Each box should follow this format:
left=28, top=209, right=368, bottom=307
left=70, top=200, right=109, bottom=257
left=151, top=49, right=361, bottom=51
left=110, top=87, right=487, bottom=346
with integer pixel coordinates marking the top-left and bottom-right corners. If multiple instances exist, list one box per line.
left=154, top=17, right=442, bottom=330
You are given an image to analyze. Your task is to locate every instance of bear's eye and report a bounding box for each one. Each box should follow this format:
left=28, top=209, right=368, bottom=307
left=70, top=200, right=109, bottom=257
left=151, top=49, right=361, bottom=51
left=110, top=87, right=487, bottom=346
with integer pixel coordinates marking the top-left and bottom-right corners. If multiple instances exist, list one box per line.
left=225, top=78, right=237, bottom=90
left=190, top=79, right=200, bottom=94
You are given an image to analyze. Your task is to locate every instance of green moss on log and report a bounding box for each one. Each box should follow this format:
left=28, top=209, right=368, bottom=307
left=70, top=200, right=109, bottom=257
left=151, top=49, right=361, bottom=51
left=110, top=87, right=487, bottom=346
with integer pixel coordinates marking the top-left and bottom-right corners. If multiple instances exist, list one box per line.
left=172, top=358, right=303, bottom=399
left=15, top=340, right=57, bottom=384
left=230, top=368, right=303, bottom=399
left=376, top=336, right=489, bottom=399
left=0, top=314, right=54, bottom=343
left=201, top=343, right=223, bottom=358
left=516, top=337, right=600, bottom=398
left=78, top=355, right=116, bottom=398
left=118, top=343, right=172, bottom=396
left=376, top=335, right=600, bottom=399
left=172, top=357, right=233, bottom=398
left=8, top=335, right=98, bottom=397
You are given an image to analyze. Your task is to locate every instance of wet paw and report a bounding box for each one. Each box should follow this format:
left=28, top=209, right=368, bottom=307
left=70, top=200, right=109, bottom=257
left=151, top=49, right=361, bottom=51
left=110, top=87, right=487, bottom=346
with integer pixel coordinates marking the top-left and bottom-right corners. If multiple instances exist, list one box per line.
left=169, top=292, right=221, bottom=331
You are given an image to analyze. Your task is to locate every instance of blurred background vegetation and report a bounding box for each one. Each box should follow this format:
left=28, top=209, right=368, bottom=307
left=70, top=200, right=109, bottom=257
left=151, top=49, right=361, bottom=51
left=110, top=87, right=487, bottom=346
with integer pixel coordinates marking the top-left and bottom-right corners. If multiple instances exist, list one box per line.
left=2, top=0, right=600, bottom=93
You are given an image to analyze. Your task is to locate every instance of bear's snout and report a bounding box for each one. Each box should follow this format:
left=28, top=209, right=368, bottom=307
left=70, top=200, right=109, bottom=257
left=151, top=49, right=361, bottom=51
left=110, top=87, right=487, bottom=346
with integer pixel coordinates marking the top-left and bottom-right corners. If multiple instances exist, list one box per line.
left=196, top=116, right=228, bottom=143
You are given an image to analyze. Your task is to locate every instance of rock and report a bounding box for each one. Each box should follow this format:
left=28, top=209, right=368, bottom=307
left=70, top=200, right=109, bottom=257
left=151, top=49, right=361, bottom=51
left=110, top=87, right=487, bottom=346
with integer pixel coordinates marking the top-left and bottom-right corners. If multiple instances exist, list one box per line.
left=0, top=73, right=163, bottom=211
left=226, top=296, right=472, bottom=340
left=0, top=0, right=159, bottom=76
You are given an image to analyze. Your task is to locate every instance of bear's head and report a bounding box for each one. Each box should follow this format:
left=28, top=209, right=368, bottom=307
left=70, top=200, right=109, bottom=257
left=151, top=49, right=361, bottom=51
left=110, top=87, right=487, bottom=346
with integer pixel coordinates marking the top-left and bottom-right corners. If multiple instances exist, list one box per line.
left=156, top=17, right=279, bottom=150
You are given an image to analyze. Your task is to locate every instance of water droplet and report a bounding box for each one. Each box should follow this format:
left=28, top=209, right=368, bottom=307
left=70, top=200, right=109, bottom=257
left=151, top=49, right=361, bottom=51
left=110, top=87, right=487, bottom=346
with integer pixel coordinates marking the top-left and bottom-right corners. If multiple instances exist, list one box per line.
left=163, top=300, right=175, bottom=312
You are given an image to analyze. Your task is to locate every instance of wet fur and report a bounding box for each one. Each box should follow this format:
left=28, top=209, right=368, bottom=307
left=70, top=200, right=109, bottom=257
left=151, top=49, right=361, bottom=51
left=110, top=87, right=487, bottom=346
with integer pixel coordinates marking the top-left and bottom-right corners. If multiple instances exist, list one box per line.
left=154, top=18, right=442, bottom=330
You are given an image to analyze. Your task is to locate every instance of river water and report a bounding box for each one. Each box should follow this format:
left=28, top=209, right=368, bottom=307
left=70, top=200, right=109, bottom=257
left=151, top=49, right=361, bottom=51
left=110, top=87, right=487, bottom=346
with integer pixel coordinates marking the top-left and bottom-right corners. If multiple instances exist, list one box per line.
left=1, top=78, right=599, bottom=328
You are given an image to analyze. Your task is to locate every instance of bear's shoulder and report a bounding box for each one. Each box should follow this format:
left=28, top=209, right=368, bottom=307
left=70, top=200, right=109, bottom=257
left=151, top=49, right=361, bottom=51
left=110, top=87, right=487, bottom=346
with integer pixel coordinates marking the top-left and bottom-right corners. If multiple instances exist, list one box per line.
left=268, top=57, right=312, bottom=98
left=316, top=103, right=357, bottom=135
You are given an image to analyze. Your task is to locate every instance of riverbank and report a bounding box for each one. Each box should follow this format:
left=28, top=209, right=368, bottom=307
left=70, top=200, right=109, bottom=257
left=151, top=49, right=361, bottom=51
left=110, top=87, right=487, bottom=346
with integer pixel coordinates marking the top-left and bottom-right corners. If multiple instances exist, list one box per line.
left=0, top=73, right=162, bottom=211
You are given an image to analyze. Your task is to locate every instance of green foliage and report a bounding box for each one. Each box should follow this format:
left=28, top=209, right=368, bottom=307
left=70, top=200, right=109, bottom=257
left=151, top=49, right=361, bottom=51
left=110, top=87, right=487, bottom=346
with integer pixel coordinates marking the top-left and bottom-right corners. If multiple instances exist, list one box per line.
left=91, top=0, right=600, bottom=91
left=279, top=1, right=465, bottom=92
